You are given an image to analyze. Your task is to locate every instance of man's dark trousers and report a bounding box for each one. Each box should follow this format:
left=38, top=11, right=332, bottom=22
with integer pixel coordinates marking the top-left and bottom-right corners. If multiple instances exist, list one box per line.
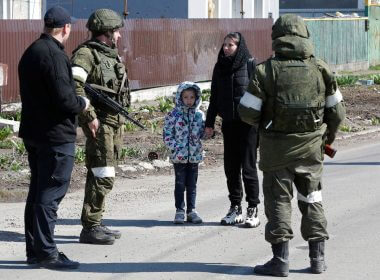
left=24, top=140, right=75, bottom=260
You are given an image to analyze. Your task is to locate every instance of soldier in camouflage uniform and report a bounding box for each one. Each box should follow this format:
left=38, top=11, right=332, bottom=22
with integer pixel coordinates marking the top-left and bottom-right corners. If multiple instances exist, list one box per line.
left=238, top=14, right=345, bottom=276
left=71, top=9, right=130, bottom=245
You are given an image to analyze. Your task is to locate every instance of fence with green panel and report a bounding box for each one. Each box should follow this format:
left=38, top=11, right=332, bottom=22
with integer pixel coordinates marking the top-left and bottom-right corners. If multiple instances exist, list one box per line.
left=305, top=18, right=368, bottom=67
left=367, top=5, right=380, bottom=66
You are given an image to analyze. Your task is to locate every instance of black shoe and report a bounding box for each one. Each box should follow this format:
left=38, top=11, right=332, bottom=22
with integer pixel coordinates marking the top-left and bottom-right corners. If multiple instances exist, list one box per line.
left=26, top=256, right=38, bottom=265
left=79, top=226, right=115, bottom=245
left=100, top=224, right=122, bottom=239
left=40, top=252, right=79, bottom=270
left=254, top=241, right=289, bottom=277
left=254, top=258, right=289, bottom=277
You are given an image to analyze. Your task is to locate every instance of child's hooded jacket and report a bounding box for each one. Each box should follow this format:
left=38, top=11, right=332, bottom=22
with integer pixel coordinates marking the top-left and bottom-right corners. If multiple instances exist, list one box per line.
left=163, top=81, right=205, bottom=163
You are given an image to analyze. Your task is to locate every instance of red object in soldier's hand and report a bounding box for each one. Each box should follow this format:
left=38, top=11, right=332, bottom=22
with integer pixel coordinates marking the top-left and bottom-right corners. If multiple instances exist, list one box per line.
left=325, top=144, right=337, bottom=158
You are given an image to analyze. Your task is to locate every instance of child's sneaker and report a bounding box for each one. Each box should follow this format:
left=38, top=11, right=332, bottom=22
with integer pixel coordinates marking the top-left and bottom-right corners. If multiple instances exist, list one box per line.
left=173, top=209, right=185, bottom=224
left=187, top=210, right=203, bottom=224
left=245, top=207, right=260, bottom=228
left=221, top=205, right=243, bottom=225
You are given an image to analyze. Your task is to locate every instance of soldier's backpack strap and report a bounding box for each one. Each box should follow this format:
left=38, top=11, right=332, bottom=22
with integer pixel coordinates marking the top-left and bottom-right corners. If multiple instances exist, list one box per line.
left=260, top=58, right=276, bottom=130
left=247, top=57, right=257, bottom=80
left=91, top=49, right=101, bottom=65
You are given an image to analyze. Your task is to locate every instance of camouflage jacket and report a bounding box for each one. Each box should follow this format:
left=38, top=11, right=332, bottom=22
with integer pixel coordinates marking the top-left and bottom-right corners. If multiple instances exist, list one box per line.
left=71, top=39, right=130, bottom=128
left=163, top=82, right=205, bottom=164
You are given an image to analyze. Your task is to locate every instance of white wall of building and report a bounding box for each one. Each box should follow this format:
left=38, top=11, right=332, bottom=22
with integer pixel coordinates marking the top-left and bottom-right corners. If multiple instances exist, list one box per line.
left=188, top=0, right=278, bottom=19
left=188, top=0, right=208, bottom=18
left=1, top=0, right=42, bottom=19
left=218, top=0, right=232, bottom=18
left=255, top=0, right=278, bottom=20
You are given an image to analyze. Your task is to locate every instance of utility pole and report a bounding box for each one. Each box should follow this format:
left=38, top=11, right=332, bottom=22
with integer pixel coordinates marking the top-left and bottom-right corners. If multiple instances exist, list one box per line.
left=123, top=0, right=129, bottom=19
left=240, top=0, right=245, bottom=18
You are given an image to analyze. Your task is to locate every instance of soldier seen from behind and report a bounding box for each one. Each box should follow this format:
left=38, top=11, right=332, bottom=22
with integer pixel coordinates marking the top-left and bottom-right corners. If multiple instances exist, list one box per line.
left=71, top=9, right=130, bottom=245
left=18, top=6, right=89, bottom=269
left=238, top=14, right=346, bottom=276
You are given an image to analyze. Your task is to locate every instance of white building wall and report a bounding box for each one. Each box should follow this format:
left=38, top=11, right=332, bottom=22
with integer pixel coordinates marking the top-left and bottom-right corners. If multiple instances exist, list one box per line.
left=29, top=0, right=42, bottom=19
left=189, top=0, right=278, bottom=19
left=243, top=0, right=255, bottom=18
left=218, top=0, right=232, bottom=18
left=1, top=0, right=42, bottom=19
left=254, top=0, right=278, bottom=20
left=188, top=0, right=208, bottom=18
left=1, top=0, right=7, bottom=19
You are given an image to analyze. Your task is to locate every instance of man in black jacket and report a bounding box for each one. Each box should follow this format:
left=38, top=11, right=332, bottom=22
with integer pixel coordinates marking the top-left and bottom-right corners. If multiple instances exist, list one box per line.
left=18, top=6, right=89, bottom=270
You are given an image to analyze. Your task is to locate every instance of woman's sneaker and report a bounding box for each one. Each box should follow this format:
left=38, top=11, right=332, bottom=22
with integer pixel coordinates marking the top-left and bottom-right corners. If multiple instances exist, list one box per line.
left=187, top=210, right=203, bottom=224
left=174, top=209, right=185, bottom=224
left=245, top=207, right=260, bottom=228
left=221, top=205, right=243, bottom=225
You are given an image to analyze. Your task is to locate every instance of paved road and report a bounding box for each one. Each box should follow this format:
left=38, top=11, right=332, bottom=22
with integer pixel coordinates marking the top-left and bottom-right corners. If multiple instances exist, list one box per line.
left=0, top=134, right=379, bottom=279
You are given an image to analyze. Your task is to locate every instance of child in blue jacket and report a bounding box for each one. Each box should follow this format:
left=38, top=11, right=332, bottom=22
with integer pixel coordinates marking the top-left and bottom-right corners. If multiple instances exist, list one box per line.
left=163, top=81, right=205, bottom=224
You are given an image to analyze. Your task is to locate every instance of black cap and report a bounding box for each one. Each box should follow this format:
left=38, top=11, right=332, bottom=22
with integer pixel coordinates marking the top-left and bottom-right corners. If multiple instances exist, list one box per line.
left=44, top=6, right=75, bottom=28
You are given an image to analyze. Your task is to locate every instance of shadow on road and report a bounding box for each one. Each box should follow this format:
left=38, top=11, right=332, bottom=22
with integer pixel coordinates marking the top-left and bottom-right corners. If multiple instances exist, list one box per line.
left=0, top=261, right=252, bottom=275
left=57, top=219, right=222, bottom=228
left=73, top=262, right=252, bottom=275
left=0, top=230, right=78, bottom=244
left=325, top=162, right=380, bottom=166
left=0, top=260, right=36, bottom=270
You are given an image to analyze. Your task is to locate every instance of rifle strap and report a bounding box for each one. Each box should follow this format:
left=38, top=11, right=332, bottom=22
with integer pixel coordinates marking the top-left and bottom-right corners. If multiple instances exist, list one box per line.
left=118, top=72, right=127, bottom=95
left=89, top=83, right=118, bottom=95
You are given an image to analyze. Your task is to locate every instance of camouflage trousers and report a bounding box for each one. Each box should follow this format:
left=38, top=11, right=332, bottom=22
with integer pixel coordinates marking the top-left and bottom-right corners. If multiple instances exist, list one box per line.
left=262, top=153, right=329, bottom=244
left=81, top=123, right=123, bottom=229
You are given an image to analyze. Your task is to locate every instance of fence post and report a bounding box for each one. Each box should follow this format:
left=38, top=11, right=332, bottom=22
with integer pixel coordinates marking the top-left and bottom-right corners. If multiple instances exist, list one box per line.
left=0, top=63, right=8, bottom=113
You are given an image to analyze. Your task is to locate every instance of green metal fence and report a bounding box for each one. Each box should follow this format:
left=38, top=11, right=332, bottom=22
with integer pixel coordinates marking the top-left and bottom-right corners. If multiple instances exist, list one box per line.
left=368, top=5, right=380, bottom=66
left=305, top=18, right=368, bottom=68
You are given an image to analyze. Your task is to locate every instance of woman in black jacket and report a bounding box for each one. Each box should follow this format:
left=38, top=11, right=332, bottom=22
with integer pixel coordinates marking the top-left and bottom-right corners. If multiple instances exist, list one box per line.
left=205, top=32, right=260, bottom=227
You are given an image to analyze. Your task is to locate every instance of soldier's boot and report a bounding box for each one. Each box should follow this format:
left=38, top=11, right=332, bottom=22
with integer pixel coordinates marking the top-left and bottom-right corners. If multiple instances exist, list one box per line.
left=309, top=240, right=327, bottom=274
left=79, top=226, right=115, bottom=245
left=254, top=241, right=289, bottom=277
left=100, top=223, right=122, bottom=239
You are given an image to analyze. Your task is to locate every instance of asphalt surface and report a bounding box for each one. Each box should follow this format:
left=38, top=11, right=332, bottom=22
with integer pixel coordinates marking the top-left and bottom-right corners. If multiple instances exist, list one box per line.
left=0, top=133, right=379, bottom=280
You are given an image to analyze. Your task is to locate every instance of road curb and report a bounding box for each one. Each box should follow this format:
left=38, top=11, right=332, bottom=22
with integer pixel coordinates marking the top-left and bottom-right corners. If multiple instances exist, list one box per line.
left=336, top=127, right=380, bottom=140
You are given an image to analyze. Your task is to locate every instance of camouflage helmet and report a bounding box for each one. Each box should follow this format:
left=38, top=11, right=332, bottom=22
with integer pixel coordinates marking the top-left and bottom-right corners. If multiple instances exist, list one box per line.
left=86, top=9, right=124, bottom=32
left=272, top=14, right=310, bottom=40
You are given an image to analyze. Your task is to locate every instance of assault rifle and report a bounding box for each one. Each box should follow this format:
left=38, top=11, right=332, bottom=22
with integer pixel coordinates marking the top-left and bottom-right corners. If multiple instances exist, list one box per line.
left=84, top=83, right=146, bottom=130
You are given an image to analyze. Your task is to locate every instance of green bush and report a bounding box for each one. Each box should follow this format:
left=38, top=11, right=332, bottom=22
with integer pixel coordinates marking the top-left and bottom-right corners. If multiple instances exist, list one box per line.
left=369, top=65, right=380, bottom=71
left=370, top=74, right=380, bottom=85
left=0, top=139, right=13, bottom=149
left=0, top=127, right=12, bottom=141
left=157, top=97, right=174, bottom=113
left=75, top=147, right=86, bottom=163
left=336, top=75, right=358, bottom=86
left=0, top=111, right=21, bottom=121
left=121, top=147, right=142, bottom=159
left=201, top=89, right=211, bottom=102
left=139, top=105, right=156, bottom=114
left=339, top=124, right=352, bottom=132
left=124, top=122, right=138, bottom=132
left=371, top=117, right=380, bottom=126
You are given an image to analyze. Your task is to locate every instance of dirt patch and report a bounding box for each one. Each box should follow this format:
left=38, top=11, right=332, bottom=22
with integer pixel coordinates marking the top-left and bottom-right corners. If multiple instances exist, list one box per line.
left=1, top=85, right=379, bottom=202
